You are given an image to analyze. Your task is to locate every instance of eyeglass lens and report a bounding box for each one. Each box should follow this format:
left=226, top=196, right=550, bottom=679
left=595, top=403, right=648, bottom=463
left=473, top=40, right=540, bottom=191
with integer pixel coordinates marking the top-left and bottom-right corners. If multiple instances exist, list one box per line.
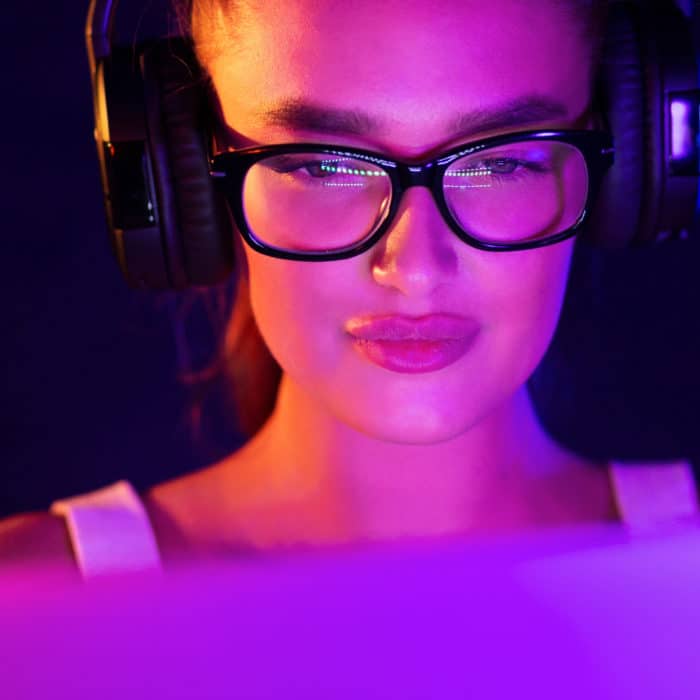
left=241, top=140, right=589, bottom=252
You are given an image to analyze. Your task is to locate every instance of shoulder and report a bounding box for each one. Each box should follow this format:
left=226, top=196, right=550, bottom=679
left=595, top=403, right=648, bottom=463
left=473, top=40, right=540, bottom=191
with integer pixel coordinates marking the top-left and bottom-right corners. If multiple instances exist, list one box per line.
left=140, top=438, right=314, bottom=556
left=0, top=510, right=77, bottom=573
left=140, top=452, right=253, bottom=559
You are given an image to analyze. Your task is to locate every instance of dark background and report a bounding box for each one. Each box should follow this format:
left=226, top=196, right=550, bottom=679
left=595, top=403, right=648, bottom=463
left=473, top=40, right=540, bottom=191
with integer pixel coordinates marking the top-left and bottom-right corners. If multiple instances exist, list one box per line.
left=3, top=1, right=699, bottom=518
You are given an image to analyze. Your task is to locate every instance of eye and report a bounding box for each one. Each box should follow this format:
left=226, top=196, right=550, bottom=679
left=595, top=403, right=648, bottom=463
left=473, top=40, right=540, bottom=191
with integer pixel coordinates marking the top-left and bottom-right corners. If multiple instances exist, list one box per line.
left=259, top=154, right=389, bottom=192
left=482, top=157, right=519, bottom=174
left=468, top=156, right=551, bottom=182
left=268, top=156, right=346, bottom=179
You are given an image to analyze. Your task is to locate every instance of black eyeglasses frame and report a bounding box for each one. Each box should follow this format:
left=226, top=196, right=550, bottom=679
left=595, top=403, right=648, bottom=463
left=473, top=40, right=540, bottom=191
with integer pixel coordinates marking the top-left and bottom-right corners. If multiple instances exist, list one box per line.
left=209, top=129, right=615, bottom=261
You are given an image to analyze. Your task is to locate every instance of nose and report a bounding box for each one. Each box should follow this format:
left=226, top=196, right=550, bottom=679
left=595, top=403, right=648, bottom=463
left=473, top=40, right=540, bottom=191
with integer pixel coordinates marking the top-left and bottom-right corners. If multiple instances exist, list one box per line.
left=370, top=186, right=460, bottom=298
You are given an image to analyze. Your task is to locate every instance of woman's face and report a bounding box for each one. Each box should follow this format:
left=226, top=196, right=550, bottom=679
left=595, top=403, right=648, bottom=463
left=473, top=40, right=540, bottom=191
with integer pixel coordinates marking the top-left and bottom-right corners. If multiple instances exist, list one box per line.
left=207, top=0, right=594, bottom=444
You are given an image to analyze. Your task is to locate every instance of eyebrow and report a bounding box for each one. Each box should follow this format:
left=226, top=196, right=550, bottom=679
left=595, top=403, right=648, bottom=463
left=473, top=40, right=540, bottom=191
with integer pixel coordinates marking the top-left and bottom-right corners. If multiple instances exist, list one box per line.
left=256, top=94, right=571, bottom=141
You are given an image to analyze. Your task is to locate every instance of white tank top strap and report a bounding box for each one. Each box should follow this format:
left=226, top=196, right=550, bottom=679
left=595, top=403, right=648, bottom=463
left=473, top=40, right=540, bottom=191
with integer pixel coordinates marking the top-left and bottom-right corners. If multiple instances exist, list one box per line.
left=608, top=460, right=700, bottom=530
left=50, top=480, right=162, bottom=579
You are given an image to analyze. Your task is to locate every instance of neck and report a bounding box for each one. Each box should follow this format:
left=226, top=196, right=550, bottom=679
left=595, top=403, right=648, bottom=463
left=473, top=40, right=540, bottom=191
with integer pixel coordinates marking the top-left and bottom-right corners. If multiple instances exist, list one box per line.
left=245, top=373, right=587, bottom=542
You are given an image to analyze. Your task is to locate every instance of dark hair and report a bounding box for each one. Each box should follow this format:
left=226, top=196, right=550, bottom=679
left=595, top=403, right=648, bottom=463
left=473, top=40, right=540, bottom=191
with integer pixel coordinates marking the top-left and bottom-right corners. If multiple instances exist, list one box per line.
left=172, top=0, right=610, bottom=443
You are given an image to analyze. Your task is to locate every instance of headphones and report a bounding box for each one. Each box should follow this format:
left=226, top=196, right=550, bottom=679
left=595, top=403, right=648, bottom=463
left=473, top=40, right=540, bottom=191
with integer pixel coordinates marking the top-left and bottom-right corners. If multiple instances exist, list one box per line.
left=88, top=0, right=700, bottom=290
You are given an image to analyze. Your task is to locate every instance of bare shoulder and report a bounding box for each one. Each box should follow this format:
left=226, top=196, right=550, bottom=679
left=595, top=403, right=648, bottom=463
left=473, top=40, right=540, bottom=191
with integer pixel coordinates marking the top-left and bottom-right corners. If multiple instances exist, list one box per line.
left=139, top=433, right=312, bottom=557
left=0, top=510, right=76, bottom=570
left=143, top=430, right=273, bottom=517
left=143, top=454, right=240, bottom=519
left=140, top=447, right=259, bottom=557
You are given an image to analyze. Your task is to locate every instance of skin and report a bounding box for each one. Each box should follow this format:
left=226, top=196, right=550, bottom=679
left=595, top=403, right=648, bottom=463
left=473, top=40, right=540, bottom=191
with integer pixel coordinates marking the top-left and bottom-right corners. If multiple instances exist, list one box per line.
left=142, top=0, right=620, bottom=555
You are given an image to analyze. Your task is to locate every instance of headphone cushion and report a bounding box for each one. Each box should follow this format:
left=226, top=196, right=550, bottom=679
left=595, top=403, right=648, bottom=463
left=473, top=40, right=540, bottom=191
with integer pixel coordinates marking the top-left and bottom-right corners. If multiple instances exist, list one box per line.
left=586, top=2, right=647, bottom=248
left=141, top=39, right=233, bottom=287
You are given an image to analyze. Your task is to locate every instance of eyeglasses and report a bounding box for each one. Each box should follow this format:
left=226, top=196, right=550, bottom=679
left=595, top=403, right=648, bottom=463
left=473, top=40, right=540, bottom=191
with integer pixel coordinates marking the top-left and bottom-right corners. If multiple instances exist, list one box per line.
left=209, top=129, right=615, bottom=261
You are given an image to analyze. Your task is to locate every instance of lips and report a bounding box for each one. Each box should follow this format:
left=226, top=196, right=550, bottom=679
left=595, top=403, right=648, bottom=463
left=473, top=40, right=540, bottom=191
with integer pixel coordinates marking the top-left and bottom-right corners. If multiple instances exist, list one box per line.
left=345, top=314, right=480, bottom=373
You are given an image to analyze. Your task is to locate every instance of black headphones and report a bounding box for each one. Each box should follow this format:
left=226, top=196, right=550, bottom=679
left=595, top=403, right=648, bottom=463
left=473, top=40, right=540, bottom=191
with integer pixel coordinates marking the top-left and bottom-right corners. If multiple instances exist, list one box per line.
left=88, top=0, right=700, bottom=290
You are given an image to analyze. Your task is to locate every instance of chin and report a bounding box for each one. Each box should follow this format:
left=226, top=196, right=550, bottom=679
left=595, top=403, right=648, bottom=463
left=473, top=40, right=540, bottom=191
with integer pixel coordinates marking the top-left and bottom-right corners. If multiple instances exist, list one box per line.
left=344, top=403, right=472, bottom=446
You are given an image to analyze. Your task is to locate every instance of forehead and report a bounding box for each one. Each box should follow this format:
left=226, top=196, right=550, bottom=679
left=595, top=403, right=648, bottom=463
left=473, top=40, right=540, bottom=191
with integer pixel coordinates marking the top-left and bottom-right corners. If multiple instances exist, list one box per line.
left=209, top=0, right=591, bottom=153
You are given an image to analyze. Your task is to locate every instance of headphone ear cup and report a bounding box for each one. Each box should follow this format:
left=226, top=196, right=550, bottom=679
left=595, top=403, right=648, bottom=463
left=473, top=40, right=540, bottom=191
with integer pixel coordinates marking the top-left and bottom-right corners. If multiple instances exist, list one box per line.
left=583, top=2, right=646, bottom=248
left=584, top=1, right=699, bottom=248
left=141, top=39, right=234, bottom=288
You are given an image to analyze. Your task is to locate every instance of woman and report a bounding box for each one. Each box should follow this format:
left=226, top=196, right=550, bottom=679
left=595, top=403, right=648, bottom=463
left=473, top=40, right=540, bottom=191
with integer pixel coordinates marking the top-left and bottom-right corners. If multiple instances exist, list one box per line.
left=2, top=0, right=697, bottom=577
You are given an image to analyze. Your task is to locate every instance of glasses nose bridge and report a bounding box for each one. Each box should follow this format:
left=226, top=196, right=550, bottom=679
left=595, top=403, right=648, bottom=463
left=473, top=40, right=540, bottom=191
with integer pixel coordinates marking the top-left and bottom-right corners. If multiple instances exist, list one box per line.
left=386, top=160, right=453, bottom=241
left=393, top=161, right=443, bottom=222
left=396, top=160, right=438, bottom=192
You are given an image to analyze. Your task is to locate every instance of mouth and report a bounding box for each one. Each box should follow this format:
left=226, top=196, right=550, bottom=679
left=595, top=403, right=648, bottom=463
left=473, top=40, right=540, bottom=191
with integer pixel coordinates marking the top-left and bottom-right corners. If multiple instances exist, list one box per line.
left=345, top=314, right=481, bottom=374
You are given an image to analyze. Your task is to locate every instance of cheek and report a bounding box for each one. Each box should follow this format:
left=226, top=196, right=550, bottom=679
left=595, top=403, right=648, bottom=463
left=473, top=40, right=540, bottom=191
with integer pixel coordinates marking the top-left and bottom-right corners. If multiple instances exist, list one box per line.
left=483, top=240, right=574, bottom=376
left=244, top=249, right=353, bottom=379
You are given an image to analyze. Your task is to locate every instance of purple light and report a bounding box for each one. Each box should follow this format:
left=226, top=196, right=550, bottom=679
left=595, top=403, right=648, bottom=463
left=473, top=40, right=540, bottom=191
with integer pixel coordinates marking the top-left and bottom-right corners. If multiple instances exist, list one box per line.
left=671, top=99, right=693, bottom=159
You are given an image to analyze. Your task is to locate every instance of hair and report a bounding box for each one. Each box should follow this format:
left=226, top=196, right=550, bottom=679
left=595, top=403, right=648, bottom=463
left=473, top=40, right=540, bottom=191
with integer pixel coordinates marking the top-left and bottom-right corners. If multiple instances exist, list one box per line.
left=169, top=0, right=610, bottom=443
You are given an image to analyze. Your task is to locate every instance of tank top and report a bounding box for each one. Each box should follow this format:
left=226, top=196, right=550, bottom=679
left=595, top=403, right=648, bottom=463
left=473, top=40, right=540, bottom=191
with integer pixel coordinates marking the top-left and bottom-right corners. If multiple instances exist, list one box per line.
left=49, top=460, right=700, bottom=579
